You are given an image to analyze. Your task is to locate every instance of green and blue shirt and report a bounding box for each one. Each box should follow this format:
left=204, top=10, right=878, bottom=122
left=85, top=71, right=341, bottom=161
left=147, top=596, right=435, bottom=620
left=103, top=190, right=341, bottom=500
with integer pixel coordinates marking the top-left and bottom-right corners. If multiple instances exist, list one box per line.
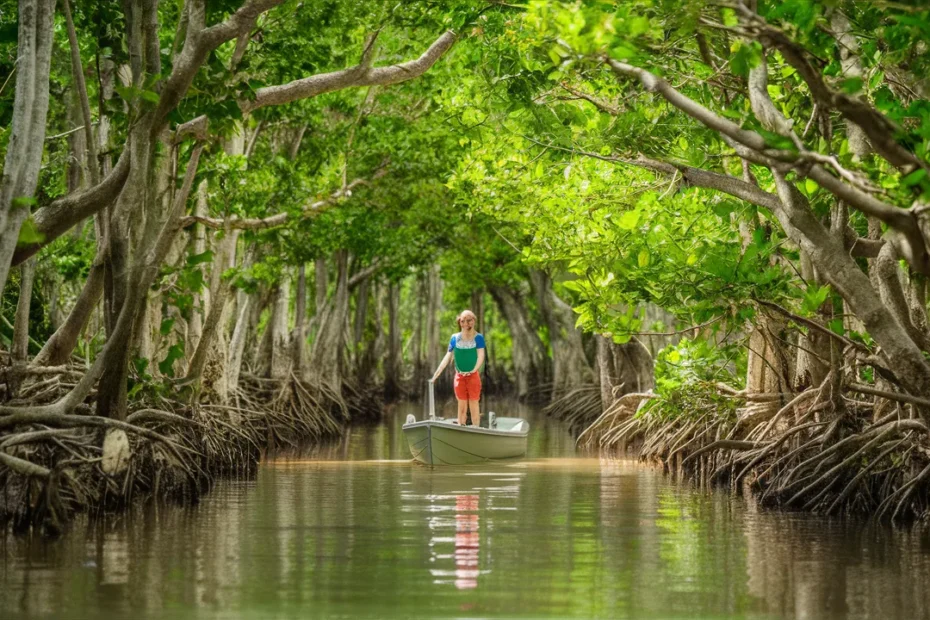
left=448, top=333, right=486, bottom=373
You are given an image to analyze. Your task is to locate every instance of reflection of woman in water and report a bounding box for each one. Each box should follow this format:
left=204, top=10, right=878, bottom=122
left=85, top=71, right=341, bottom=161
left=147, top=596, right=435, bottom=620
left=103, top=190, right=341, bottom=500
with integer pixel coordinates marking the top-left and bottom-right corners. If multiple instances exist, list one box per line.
left=455, top=494, right=480, bottom=590
left=431, top=310, right=486, bottom=426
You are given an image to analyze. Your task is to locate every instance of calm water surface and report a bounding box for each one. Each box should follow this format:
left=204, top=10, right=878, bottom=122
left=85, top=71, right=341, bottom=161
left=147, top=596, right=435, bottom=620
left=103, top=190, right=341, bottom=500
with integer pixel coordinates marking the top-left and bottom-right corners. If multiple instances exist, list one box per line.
left=3, top=400, right=930, bottom=619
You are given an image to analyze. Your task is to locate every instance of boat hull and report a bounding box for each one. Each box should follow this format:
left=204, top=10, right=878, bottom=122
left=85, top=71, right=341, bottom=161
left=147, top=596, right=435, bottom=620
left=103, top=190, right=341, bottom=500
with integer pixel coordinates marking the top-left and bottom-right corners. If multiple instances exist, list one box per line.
left=402, top=419, right=528, bottom=466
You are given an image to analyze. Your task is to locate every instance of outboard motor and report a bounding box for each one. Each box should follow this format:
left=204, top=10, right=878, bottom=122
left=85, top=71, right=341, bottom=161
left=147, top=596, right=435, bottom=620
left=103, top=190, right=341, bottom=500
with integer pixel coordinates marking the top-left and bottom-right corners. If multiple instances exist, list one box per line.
left=488, top=412, right=496, bottom=429
left=405, top=414, right=416, bottom=425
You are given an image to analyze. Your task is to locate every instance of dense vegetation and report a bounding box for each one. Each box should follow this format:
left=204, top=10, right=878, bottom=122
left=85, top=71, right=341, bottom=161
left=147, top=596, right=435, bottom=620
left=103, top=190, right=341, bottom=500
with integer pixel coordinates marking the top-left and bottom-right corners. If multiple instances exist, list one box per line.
left=2, top=0, right=930, bottom=532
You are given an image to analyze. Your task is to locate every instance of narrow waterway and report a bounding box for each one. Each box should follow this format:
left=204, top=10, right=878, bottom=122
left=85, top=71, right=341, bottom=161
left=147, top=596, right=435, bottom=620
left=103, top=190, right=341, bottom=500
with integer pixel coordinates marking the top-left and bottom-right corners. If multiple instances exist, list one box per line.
left=3, top=400, right=930, bottom=619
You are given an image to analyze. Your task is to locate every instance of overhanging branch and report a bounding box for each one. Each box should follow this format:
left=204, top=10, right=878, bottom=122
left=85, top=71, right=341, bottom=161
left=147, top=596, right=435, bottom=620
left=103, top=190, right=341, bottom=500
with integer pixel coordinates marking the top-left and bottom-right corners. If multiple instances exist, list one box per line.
left=241, top=30, right=457, bottom=114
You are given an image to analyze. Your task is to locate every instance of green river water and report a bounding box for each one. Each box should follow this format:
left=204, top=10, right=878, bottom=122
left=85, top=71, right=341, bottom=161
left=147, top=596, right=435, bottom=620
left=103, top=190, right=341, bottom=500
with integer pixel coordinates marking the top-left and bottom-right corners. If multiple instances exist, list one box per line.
left=2, top=400, right=930, bottom=619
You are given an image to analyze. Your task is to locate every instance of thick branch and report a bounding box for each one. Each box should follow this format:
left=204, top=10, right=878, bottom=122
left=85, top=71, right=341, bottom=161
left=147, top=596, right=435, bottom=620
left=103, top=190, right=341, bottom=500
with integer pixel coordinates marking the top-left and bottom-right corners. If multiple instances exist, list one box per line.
left=736, top=6, right=927, bottom=175
left=153, top=0, right=285, bottom=130
left=12, top=145, right=131, bottom=265
left=606, top=57, right=768, bottom=151
left=241, top=30, right=457, bottom=114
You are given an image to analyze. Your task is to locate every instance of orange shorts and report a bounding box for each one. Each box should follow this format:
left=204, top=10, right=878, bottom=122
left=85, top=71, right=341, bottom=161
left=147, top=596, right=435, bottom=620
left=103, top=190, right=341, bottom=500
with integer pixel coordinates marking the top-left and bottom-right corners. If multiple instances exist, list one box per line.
left=453, top=372, right=482, bottom=401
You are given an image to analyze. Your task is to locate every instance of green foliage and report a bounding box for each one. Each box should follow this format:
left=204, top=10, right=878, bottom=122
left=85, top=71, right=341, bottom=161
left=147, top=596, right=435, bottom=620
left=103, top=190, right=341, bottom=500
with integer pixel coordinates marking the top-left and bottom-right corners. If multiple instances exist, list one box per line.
left=640, top=379, right=740, bottom=424
left=653, top=337, right=744, bottom=395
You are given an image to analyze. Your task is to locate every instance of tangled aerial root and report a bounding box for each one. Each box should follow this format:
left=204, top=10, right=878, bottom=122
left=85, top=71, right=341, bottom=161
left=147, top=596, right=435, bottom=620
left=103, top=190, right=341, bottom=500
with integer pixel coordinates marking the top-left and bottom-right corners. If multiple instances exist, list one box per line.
left=0, top=366, right=360, bottom=536
left=577, top=378, right=930, bottom=522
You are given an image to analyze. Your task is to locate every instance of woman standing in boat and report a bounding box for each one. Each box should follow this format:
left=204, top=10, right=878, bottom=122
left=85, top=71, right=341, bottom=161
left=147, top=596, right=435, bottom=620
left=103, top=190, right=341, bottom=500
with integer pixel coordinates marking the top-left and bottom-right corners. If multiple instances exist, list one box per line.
left=431, top=310, right=486, bottom=427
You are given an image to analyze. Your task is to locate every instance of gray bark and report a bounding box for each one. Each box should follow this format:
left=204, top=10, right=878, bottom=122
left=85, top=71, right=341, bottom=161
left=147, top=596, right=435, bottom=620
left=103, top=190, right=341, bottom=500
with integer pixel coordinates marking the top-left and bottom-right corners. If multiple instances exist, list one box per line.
left=597, top=335, right=654, bottom=410
left=425, top=264, right=443, bottom=382
left=290, top=263, right=308, bottom=376
left=490, top=284, right=549, bottom=401
left=308, top=250, right=349, bottom=389
left=63, top=0, right=99, bottom=185
left=185, top=230, right=239, bottom=400
left=0, top=0, right=56, bottom=296
left=384, top=282, right=401, bottom=399
left=187, top=180, right=209, bottom=359
left=529, top=270, right=593, bottom=398
left=12, top=259, right=37, bottom=363
left=226, top=290, right=252, bottom=394
left=268, top=272, right=291, bottom=380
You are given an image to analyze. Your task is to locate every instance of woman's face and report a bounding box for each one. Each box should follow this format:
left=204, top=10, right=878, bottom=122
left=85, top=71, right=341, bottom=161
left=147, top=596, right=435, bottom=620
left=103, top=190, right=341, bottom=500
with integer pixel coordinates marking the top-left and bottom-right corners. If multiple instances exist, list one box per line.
left=459, top=315, right=476, bottom=330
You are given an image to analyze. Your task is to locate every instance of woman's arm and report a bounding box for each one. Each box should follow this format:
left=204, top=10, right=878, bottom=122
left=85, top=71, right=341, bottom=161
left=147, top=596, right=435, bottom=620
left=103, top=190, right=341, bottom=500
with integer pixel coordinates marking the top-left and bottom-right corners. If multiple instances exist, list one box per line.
left=470, top=349, right=485, bottom=375
left=432, top=351, right=454, bottom=381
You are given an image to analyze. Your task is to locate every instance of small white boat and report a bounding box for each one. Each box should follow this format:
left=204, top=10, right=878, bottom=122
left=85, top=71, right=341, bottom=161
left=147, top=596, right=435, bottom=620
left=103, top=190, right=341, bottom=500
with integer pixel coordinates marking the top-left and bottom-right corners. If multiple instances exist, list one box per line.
left=402, top=381, right=529, bottom=466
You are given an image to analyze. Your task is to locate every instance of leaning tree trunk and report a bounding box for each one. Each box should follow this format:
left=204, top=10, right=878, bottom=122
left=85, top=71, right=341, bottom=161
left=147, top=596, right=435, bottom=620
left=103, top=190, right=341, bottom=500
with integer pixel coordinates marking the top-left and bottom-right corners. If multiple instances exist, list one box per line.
left=33, top=255, right=105, bottom=366
left=0, top=0, right=55, bottom=296
left=184, top=230, right=239, bottom=400
left=490, top=284, right=550, bottom=402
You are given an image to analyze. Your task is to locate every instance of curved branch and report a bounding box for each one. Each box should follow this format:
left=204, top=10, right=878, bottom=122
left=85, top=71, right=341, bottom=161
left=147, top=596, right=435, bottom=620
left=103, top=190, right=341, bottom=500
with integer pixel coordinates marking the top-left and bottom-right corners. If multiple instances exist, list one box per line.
left=153, top=0, right=286, bottom=130
left=736, top=5, right=927, bottom=175
left=12, top=145, right=132, bottom=265
left=241, top=30, right=457, bottom=114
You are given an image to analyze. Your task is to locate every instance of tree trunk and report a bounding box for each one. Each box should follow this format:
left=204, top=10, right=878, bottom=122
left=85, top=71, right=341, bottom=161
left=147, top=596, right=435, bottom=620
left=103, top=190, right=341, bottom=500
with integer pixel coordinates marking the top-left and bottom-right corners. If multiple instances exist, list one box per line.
left=384, top=282, right=402, bottom=399
left=356, top=281, right=384, bottom=385
left=63, top=0, right=99, bottom=186
left=187, top=180, right=209, bottom=359
left=412, top=275, right=426, bottom=388
left=0, top=0, right=56, bottom=296
left=597, top=335, right=654, bottom=410
left=12, top=259, right=37, bottom=363
left=423, top=265, right=444, bottom=389
left=746, top=313, right=791, bottom=394
left=269, top=272, right=292, bottom=380
left=529, top=270, right=594, bottom=398
left=185, top=230, right=239, bottom=400
left=470, top=290, right=484, bottom=333
left=290, top=263, right=308, bottom=377
left=490, top=284, right=550, bottom=402
left=353, top=276, right=370, bottom=366
left=308, top=250, right=349, bottom=389
left=793, top=251, right=831, bottom=390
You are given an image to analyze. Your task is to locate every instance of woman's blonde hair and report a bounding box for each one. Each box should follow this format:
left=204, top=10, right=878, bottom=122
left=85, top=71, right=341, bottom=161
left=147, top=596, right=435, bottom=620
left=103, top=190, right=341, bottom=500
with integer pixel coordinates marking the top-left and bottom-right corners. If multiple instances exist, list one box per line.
left=456, top=309, right=477, bottom=329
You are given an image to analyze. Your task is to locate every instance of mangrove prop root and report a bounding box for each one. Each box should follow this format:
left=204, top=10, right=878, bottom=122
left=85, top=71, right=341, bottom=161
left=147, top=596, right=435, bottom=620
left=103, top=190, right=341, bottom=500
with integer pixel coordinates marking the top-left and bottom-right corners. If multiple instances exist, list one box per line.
left=570, top=381, right=930, bottom=522
left=0, top=370, right=363, bottom=534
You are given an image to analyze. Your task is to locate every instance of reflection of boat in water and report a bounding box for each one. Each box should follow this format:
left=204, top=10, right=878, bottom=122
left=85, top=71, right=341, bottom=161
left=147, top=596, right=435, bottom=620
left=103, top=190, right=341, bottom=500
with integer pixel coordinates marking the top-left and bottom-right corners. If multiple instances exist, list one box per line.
left=402, top=382, right=529, bottom=465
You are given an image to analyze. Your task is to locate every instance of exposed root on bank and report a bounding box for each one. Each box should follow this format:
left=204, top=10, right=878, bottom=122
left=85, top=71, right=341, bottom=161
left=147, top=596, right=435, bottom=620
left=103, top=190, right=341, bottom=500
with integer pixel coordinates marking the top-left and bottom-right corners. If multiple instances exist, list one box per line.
left=0, top=365, right=362, bottom=535
left=576, top=379, right=930, bottom=522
